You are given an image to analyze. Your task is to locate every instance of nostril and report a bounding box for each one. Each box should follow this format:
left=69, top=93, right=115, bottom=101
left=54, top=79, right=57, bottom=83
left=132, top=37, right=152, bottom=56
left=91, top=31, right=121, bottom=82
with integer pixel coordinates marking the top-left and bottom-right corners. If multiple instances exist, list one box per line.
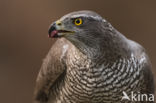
left=57, top=22, right=62, bottom=26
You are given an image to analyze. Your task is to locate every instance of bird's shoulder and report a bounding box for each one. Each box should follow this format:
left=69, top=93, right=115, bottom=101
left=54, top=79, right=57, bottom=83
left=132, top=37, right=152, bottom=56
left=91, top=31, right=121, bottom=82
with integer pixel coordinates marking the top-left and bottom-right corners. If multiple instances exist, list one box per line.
left=128, top=39, right=154, bottom=94
left=49, top=38, right=72, bottom=59
left=127, top=39, right=145, bottom=58
left=34, top=38, right=72, bottom=103
left=127, top=39, right=151, bottom=69
left=39, top=38, right=71, bottom=79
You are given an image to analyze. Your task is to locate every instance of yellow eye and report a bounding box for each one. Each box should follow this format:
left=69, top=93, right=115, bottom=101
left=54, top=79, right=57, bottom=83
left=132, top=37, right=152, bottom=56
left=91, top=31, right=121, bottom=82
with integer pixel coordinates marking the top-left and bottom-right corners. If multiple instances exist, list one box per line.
left=74, top=18, right=82, bottom=26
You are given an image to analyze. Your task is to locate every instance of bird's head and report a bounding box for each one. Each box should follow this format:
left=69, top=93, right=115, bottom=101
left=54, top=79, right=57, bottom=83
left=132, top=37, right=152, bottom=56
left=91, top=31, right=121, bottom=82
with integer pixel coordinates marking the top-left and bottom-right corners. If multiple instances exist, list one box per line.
left=48, top=10, right=111, bottom=49
left=48, top=10, right=129, bottom=60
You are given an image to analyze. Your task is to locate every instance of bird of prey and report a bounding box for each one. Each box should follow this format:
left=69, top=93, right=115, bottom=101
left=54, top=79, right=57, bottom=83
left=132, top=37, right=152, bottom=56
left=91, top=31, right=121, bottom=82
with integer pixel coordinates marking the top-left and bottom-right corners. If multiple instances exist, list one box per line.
left=34, top=10, right=154, bottom=103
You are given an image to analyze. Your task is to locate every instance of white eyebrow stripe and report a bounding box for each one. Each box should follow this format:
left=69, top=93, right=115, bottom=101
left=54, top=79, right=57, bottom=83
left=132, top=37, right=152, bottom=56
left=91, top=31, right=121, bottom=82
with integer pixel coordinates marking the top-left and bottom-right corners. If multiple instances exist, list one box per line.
left=60, top=13, right=107, bottom=23
left=71, top=14, right=103, bottom=21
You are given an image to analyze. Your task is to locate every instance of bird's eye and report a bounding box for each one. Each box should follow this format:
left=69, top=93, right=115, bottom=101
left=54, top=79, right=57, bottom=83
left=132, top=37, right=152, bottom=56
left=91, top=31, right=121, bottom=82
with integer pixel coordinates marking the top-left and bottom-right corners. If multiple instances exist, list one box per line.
left=74, top=18, right=83, bottom=26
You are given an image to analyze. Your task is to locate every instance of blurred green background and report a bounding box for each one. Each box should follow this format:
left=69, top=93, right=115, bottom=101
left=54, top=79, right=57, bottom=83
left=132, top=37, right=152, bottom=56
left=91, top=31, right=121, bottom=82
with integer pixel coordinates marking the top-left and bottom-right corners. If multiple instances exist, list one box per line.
left=0, top=0, right=156, bottom=103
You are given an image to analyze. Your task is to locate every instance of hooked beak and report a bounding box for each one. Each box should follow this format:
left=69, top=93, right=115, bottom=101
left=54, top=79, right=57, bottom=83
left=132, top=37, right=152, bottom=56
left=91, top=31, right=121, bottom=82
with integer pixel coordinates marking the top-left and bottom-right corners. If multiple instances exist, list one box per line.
left=48, top=21, right=75, bottom=38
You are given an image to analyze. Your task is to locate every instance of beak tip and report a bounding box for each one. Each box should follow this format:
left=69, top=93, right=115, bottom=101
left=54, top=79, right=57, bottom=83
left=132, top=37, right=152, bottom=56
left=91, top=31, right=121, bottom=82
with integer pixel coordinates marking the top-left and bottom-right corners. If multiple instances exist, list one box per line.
left=48, top=22, right=57, bottom=38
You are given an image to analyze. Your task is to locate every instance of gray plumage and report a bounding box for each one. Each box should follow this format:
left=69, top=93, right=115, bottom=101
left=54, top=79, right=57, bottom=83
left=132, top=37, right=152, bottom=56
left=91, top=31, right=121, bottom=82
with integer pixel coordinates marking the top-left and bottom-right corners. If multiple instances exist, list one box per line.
left=34, top=10, right=154, bottom=103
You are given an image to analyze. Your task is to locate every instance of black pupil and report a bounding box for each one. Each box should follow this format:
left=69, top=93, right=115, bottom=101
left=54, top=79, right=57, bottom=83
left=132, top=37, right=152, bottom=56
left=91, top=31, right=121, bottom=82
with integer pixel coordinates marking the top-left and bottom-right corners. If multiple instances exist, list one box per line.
left=76, top=19, right=80, bottom=24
